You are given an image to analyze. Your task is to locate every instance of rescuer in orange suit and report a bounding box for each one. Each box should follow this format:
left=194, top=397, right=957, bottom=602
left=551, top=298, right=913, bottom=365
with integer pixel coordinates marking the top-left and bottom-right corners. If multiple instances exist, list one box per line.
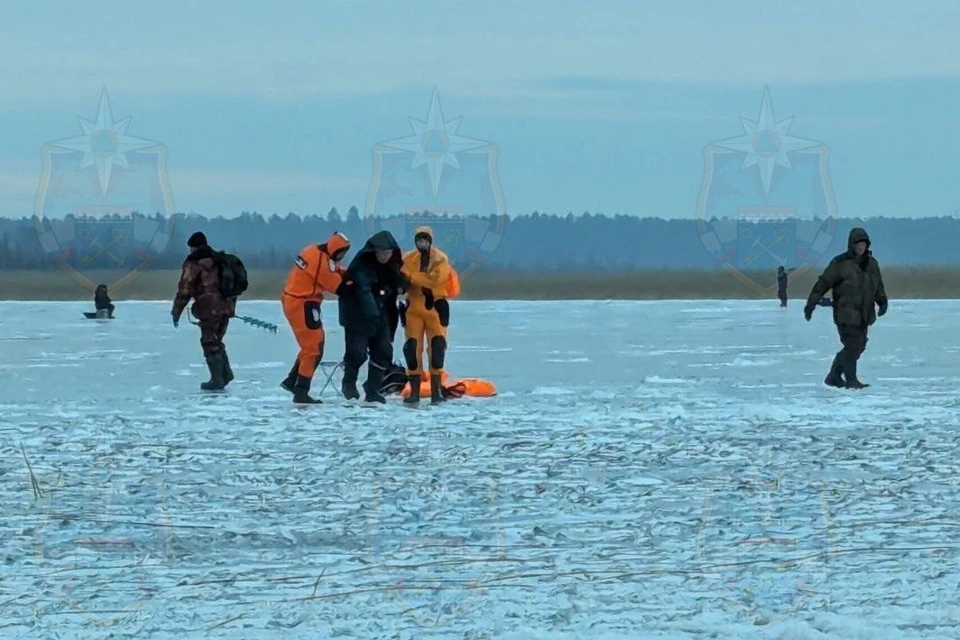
left=399, top=226, right=459, bottom=404
left=280, top=231, right=351, bottom=404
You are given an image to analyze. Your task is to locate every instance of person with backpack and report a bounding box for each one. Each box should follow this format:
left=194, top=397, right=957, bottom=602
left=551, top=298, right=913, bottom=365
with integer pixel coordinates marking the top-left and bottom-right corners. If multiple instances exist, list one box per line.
left=398, top=226, right=460, bottom=404
left=279, top=231, right=351, bottom=404
left=336, top=230, right=407, bottom=403
left=171, top=231, right=244, bottom=391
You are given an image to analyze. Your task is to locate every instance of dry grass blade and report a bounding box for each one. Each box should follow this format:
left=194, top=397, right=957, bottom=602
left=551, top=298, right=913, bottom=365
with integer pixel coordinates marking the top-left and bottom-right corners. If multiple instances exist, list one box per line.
left=207, top=613, right=246, bottom=631
left=20, top=442, right=43, bottom=499
left=310, top=567, right=326, bottom=599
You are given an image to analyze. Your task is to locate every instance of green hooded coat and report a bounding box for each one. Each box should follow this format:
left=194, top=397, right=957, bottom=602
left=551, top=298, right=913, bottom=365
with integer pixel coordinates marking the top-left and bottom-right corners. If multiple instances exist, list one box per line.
left=806, top=227, right=887, bottom=326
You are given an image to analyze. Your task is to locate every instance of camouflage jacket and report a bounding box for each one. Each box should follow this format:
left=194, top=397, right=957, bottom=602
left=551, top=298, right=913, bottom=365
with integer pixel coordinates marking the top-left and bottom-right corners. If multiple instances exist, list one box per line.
left=171, top=246, right=236, bottom=321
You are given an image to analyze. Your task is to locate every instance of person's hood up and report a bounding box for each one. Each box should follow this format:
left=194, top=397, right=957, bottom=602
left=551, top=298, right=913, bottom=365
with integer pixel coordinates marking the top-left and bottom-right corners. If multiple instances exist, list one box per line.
left=848, top=227, right=870, bottom=252
left=358, top=230, right=401, bottom=264
left=414, top=225, right=433, bottom=245
left=323, top=231, right=351, bottom=261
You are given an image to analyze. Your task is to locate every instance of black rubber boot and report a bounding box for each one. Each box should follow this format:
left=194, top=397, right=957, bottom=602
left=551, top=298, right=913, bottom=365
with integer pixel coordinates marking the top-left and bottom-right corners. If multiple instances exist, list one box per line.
left=824, top=354, right=845, bottom=388
left=222, top=350, right=235, bottom=386
left=403, top=374, right=421, bottom=404
left=200, top=352, right=226, bottom=391
left=292, top=375, right=322, bottom=404
left=363, top=365, right=387, bottom=403
left=844, top=355, right=869, bottom=389
left=341, top=366, right=361, bottom=400
left=280, top=360, right=299, bottom=393
left=430, top=373, right=445, bottom=404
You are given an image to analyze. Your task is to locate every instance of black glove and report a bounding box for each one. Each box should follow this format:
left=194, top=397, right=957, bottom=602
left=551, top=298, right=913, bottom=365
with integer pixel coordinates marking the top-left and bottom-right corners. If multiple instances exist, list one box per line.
left=803, top=304, right=814, bottom=321
left=441, top=381, right=466, bottom=399
left=398, top=299, right=408, bottom=327
left=877, top=299, right=888, bottom=317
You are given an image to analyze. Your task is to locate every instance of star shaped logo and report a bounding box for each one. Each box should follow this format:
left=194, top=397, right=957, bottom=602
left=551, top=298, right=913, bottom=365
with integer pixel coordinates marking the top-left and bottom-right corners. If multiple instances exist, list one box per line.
left=380, top=87, right=488, bottom=198
left=48, top=86, right=159, bottom=199
left=713, top=85, right=821, bottom=199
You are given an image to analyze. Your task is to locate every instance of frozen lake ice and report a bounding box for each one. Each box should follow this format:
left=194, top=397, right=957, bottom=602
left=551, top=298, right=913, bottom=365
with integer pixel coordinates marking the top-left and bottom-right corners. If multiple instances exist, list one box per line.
left=2, top=299, right=959, bottom=639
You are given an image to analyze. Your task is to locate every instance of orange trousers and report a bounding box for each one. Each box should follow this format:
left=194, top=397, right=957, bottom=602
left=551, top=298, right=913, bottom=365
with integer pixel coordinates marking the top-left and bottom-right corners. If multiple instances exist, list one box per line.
left=402, top=306, right=447, bottom=376
left=282, top=293, right=326, bottom=378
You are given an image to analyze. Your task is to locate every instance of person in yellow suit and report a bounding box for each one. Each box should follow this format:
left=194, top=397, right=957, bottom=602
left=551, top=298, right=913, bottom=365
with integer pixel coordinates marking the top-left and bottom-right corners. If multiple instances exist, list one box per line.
left=400, top=226, right=459, bottom=404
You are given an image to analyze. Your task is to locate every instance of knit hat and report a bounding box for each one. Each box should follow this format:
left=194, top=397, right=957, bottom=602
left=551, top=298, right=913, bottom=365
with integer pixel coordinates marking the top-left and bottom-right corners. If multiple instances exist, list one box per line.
left=187, top=231, right=207, bottom=248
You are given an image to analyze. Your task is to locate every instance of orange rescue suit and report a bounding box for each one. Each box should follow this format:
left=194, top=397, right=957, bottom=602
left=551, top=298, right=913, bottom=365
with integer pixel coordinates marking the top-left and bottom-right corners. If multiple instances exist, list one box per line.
left=400, top=226, right=456, bottom=376
left=281, top=232, right=350, bottom=379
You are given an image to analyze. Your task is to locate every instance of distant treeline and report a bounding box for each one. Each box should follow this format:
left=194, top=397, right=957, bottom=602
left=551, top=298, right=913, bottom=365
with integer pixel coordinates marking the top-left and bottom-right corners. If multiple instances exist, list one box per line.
left=1, top=207, right=955, bottom=273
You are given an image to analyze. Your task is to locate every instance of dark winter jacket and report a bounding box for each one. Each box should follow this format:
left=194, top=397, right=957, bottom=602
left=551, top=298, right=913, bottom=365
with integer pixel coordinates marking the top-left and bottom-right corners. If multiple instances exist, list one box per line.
left=806, top=227, right=887, bottom=327
left=337, top=231, right=407, bottom=336
left=777, top=267, right=788, bottom=293
left=171, top=245, right=237, bottom=321
left=94, top=285, right=113, bottom=310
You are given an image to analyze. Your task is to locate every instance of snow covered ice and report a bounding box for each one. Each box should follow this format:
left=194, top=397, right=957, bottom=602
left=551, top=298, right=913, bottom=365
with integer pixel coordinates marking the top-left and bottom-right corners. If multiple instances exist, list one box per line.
left=2, top=299, right=960, bottom=639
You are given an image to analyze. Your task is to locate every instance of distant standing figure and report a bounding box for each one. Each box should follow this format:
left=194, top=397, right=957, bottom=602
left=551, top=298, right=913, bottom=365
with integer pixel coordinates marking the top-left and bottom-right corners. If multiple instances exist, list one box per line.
left=777, top=266, right=795, bottom=307
left=804, top=227, right=888, bottom=389
left=94, top=284, right=115, bottom=318
left=171, top=232, right=238, bottom=391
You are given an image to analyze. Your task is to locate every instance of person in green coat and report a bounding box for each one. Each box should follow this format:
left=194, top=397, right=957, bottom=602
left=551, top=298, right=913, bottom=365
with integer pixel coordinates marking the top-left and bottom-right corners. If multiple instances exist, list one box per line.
left=804, top=227, right=888, bottom=389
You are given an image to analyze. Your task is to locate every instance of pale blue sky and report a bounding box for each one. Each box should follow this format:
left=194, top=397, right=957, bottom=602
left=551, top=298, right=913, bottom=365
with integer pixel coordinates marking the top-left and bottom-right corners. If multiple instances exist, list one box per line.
left=2, top=0, right=959, bottom=218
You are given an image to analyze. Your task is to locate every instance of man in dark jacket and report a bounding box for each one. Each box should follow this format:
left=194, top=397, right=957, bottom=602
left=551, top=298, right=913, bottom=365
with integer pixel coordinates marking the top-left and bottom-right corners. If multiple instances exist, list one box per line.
left=776, top=266, right=795, bottom=307
left=171, top=232, right=238, bottom=391
left=94, top=284, right=115, bottom=318
left=336, top=230, right=408, bottom=402
left=804, top=227, right=888, bottom=389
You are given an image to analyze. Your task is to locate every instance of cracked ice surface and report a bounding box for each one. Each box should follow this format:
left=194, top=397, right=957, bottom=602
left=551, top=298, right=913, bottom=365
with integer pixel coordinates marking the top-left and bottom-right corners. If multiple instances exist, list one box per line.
left=1, top=299, right=959, bottom=639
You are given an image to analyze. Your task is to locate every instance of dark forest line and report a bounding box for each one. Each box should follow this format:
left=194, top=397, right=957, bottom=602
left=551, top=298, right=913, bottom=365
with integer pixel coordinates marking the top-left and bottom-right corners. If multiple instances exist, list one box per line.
left=0, top=208, right=954, bottom=274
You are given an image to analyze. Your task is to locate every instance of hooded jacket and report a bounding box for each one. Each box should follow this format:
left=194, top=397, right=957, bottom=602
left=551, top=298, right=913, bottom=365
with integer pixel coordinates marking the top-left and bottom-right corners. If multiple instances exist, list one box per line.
left=401, top=226, right=453, bottom=309
left=336, top=230, right=407, bottom=334
left=94, top=285, right=112, bottom=310
left=806, top=227, right=887, bottom=326
left=282, top=232, right=351, bottom=300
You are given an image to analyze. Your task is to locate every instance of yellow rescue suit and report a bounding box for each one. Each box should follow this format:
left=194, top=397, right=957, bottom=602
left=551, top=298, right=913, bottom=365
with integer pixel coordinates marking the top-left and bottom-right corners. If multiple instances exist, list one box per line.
left=400, top=226, right=454, bottom=388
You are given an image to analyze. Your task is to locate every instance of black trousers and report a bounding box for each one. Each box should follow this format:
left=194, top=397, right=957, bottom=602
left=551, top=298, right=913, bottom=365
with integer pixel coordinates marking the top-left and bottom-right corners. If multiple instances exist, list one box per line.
left=832, top=323, right=868, bottom=379
left=342, top=316, right=393, bottom=385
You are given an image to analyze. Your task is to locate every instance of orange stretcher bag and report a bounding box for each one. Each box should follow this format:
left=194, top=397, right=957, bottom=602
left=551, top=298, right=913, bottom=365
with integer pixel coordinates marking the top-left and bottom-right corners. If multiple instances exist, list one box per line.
left=444, top=268, right=461, bottom=299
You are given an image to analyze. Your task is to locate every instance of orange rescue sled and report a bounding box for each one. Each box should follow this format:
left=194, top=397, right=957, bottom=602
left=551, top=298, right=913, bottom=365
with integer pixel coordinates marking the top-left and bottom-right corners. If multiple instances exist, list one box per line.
left=400, top=370, right=497, bottom=399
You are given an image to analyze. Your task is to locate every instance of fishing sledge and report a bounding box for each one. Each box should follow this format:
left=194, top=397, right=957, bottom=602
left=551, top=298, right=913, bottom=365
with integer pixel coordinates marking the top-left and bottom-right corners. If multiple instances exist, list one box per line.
left=83, top=310, right=115, bottom=320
